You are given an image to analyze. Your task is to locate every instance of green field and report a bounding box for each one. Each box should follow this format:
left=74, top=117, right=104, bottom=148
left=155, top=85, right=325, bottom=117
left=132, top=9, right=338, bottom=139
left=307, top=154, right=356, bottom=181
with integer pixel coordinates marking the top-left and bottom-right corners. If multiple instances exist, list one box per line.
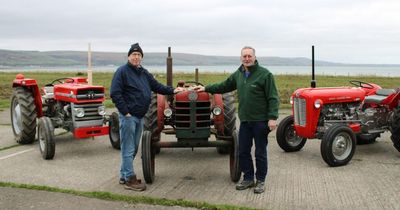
left=1, top=71, right=400, bottom=111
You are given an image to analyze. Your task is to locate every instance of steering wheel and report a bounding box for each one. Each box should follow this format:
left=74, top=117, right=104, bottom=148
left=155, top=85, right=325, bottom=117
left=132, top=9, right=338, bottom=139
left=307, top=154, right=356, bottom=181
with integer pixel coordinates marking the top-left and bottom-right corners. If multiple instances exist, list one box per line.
left=50, top=77, right=74, bottom=85
left=349, top=80, right=374, bottom=89
left=183, top=81, right=204, bottom=87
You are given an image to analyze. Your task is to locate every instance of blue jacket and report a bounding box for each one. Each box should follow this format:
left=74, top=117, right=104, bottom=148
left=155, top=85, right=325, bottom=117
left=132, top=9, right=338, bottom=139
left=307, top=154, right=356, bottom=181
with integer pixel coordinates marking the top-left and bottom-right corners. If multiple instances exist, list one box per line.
left=110, top=62, right=174, bottom=118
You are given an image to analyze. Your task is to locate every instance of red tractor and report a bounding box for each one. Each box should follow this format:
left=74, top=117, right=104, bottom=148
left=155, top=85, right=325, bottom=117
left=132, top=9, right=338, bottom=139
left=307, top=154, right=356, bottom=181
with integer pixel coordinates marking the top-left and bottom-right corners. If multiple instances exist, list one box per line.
left=276, top=48, right=400, bottom=166
left=11, top=74, right=120, bottom=159
left=138, top=48, right=240, bottom=183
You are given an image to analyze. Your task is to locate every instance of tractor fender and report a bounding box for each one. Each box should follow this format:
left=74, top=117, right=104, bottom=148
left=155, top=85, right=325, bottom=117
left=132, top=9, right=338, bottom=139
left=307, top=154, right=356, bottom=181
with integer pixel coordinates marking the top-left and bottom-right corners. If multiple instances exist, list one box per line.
left=12, top=74, right=43, bottom=117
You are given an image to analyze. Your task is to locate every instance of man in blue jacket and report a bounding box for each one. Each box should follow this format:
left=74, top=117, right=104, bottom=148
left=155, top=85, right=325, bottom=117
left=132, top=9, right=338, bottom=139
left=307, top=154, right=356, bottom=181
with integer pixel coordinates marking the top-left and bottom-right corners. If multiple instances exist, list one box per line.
left=110, top=43, right=183, bottom=191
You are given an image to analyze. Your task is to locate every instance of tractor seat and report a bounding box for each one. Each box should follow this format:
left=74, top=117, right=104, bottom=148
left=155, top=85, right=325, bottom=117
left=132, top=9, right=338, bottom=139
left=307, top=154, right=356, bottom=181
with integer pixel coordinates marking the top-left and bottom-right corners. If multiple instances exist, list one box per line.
left=364, top=89, right=395, bottom=104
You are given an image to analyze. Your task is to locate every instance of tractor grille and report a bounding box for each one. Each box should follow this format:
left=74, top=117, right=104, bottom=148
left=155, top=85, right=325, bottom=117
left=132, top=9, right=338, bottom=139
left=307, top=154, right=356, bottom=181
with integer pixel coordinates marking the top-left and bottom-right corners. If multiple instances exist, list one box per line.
left=293, top=97, right=306, bottom=126
left=175, top=101, right=211, bottom=128
left=76, top=89, right=105, bottom=100
left=72, top=103, right=104, bottom=128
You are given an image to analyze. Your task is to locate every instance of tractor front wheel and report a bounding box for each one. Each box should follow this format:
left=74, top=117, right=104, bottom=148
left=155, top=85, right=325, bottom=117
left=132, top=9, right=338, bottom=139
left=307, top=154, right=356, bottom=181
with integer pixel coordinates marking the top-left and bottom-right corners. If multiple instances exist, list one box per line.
left=11, top=87, right=37, bottom=144
left=276, top=115, right=307, bottom=152
left=108, top=112, right=120, bottom=150
left=229, top=130, right=240, bottom=182
left=38, top=117, right=55, bottom=160
left=321, top=125, right=356, bottom=167
left=142, top=130, right=155, bottom=183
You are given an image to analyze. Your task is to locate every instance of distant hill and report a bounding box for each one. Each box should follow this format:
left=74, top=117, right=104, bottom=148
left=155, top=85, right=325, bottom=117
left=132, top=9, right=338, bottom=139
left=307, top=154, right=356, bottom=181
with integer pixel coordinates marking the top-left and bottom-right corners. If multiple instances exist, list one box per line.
left=0, top=49, right=394, bottom=68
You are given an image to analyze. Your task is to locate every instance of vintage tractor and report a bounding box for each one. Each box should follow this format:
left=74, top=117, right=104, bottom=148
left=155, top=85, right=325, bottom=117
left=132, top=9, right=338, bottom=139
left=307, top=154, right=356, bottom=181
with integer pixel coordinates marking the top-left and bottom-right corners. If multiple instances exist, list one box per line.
left=276, top=47, right=400, bottom=167
left=140, top=48, right=240, bottom=183
left=11, top=74, right=120, bottom=159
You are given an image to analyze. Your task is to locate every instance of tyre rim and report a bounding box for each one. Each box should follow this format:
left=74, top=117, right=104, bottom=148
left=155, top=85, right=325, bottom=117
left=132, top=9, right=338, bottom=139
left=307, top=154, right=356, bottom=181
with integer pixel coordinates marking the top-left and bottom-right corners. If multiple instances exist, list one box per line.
left=286, top=126, right=303, bottom=147
left=12, top=99, right=22, bottom=134
left=38, top=125, right=45, bottom=151
left=332, top=132, right=352, bottom=160
left=110, top=123, right=119, bottom=143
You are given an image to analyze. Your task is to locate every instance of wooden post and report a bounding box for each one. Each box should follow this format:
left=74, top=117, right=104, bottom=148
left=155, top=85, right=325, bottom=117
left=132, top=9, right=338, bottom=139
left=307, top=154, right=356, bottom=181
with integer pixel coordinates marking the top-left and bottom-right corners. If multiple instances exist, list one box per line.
left=87, top=43, right=93, bottom=85
left=195, top=68, right=199, bottom=83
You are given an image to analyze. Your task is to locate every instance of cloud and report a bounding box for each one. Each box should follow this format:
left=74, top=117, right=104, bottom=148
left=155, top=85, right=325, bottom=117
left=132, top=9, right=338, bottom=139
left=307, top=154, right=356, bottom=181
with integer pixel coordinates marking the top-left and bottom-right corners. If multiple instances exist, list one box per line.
left=0, top=0, right=399, bottom=63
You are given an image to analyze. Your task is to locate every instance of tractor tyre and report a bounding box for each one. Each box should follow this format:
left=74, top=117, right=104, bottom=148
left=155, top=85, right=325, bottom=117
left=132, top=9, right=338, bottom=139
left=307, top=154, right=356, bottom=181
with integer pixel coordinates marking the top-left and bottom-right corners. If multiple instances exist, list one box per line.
left=142, top=130, right=155, bottom=183
left=276, top=115, right=307, bottom=152
left=356, top=133, right=379, bottom=145
left=109, top=112, right=120, bottom=150
left=38, top=117, right=55, bottom=160
left=217, top=92, right=237, bottom=154
left=390, top=107, right=400, bottom=152
left=10, top=87, right=37, bottom=144
left=229, top=130, right=241, bottom=182
left=144, top=93, right=161, bottom=154
left=321, top=124, right=356, bottom=167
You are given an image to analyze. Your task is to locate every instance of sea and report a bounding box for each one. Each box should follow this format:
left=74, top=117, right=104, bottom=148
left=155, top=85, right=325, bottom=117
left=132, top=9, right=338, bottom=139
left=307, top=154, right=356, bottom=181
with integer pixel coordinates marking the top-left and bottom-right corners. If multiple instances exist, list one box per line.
left=1, top=65, right=400, bottom=77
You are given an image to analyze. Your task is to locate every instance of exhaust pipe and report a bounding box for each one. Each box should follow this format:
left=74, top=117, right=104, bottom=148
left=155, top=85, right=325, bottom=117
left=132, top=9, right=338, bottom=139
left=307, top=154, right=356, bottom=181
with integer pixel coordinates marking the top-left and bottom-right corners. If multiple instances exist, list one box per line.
left=311, top=45, right=316, bottom=88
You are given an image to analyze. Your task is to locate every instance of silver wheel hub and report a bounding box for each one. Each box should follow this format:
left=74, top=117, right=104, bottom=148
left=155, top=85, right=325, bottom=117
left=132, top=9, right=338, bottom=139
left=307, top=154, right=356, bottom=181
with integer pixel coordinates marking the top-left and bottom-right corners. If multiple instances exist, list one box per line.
left=332, top=133, right=352, bottom=160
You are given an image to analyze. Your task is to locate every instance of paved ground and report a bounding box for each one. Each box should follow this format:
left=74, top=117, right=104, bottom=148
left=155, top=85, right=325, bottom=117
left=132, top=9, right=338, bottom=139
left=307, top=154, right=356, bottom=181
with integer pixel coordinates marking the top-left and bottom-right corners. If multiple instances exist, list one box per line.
left=1, top=109, right=400, bottom=210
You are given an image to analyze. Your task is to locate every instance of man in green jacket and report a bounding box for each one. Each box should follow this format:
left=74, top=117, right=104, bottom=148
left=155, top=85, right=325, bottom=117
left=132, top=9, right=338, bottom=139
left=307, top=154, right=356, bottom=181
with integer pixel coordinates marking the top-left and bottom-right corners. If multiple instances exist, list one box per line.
left=195, top=46, right=279, bottom=194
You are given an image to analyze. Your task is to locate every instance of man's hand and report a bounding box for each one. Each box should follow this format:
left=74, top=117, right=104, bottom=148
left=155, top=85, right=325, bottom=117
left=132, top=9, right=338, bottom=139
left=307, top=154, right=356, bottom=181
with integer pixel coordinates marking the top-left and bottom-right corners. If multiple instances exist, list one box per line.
left=268, top=120, right=277, bottom=131
left=193, top=85, right=205, bottom=92
left=174, top=87, right=185, bottom=94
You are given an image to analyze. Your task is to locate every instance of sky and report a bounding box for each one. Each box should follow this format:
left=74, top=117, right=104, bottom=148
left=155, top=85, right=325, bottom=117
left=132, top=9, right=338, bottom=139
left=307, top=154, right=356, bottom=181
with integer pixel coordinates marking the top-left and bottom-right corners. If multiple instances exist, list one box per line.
left=1, top=0, right=399, bottom=64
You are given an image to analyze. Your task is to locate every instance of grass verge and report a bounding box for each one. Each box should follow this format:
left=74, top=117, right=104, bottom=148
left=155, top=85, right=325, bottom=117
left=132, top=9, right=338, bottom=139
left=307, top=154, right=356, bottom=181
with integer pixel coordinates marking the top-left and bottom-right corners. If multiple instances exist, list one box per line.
left=0, top=182, right=261, bottom=210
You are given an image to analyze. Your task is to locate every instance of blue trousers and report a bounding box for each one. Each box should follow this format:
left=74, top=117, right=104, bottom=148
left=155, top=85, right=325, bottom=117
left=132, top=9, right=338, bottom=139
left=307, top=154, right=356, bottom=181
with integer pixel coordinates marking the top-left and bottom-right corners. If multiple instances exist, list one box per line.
left=239, top=121, right=270, bottom=182
left=119, top=114, right=144, bottom=180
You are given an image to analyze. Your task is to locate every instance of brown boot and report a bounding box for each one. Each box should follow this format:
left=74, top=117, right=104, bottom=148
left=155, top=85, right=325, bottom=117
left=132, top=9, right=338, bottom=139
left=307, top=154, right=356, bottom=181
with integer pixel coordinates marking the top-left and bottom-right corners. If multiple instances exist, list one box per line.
left=124, top=175, right=146, bottom=191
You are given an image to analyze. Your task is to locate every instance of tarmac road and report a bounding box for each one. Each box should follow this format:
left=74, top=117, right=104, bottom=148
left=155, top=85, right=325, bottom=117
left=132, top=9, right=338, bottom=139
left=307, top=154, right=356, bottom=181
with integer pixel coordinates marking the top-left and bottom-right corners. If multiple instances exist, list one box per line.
left=1, top=109, right=400, bottom=210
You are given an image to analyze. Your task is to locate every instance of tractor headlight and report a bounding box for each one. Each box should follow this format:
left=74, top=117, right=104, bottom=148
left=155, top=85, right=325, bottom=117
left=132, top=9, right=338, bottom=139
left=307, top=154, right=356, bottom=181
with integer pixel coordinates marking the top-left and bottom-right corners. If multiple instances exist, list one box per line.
left=98, top=105, right=106, bottom=116
left=314, top=99, right=322, bottom=109
left=212, top=106, right=222, bottom=116
left=164, top=108, right=172, bottom=117
left=290, top=96, right=293, bottom=105
left=74, top=108, right=85, bottom=118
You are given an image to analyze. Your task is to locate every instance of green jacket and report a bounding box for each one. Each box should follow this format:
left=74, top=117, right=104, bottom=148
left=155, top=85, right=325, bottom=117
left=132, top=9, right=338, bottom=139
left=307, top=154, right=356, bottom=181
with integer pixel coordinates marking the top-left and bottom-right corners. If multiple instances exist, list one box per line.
left=205, top=61, right=279, bottom=122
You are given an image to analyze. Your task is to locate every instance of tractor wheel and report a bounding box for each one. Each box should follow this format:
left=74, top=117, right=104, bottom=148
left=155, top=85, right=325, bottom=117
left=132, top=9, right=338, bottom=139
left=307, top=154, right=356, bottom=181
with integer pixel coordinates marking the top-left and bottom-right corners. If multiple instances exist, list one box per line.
left=10, top=87, right=37, bottom=144
left=144, top=93, right=161, bottom=154
left=356, top=133, right=379, bottom=145
left=276, top=115, right=307, bottom=152
left=108, top=112, right=120, bottom=150
left=390, top=107, right=400, bottom=152
left=142, top=130, right=155, bottom=183
left=229, top=130, right=241, bottom=182
left=321, top=125, right=356, bottom=167
left=217, top=92, right=236, bottom=154
left=38, top=117, right=55, bottom=160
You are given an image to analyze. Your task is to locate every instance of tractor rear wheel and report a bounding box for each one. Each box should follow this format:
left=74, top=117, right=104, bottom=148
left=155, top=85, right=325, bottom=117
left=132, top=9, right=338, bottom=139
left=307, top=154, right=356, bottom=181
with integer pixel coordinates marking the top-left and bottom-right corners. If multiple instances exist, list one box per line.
left=10, top=87, right=37, bottom=144
left=142, top=130, right=155, bottom=183
left=390, top=107, right=400, bottom=152
left=109, top=112, right=120, bottom=150
left=217, top=92, right=236, bottom=154
left=229, top=130, right=240, bottom=182
left=38, top=117, right=55, bottom=160
left=276, top=115, right=307, bottom=152
left=321, top=125, right=356, bottom=167
left=144, top=93, right=161, bottom=154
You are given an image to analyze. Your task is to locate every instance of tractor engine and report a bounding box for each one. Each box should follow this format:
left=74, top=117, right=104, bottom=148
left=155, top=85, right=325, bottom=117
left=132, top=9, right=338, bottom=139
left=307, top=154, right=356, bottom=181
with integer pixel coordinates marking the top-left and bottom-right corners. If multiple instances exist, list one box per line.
left=357, top=106, right=392, bottom=132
